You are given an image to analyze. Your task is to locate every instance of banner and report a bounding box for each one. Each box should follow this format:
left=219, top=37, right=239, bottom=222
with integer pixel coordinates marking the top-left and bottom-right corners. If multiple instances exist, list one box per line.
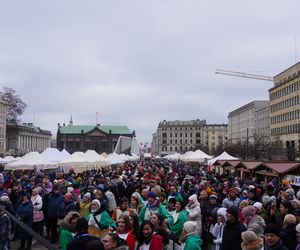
left=286, top=175, right=300, bottom=187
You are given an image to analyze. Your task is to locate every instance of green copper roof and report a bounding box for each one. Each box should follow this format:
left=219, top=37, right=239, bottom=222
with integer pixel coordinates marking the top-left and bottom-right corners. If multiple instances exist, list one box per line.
left=58, top=125, right=132, bottom=135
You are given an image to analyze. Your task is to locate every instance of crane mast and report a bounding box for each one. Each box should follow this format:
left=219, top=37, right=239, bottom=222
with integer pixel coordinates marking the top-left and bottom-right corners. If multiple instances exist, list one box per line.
left=215, top=69, right=273, bottom=82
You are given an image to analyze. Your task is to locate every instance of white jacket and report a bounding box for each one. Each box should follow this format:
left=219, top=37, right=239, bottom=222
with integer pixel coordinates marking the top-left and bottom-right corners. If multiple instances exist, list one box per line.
left=31, top=194, right=43, bottom=211
left=105, top=190, right=117, bottom=212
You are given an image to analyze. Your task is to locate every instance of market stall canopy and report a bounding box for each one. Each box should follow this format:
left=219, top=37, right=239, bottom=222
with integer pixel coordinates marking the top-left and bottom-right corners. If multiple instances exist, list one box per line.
left=163, top=153, right=181, bottom=160
left=85, top=150, right=110, bottom=165
left=181, top=150, right=210, bottom=162
left=0, top=157, right=6, bottom=164
left=41, top=148, right=67, bottom=163
left=3, top=156, right=16, bottom=163
left=107, top=153, right=128, bottom=165
left=208, top=151, right=238, bottom=165
left=5, top=152, right=57, bottom=170
left=59, top=151, right=90, bottom=167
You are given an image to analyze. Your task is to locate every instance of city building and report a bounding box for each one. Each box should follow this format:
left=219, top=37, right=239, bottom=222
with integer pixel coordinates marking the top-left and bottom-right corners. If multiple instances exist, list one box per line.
left=151, top=119, right=228, bottom=156
left=6, top=123, right=52, bottom=155
left=228, top=100, right=270, bottom=144
left=269, top=61, right=300, bottom=160
left=0, top=93, right=7, bottom=155
left=56, top=119, right=135, bottom=154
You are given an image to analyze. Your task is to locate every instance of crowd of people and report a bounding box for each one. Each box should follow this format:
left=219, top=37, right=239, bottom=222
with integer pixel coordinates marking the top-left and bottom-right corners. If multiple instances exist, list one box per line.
left=0, top=158, right=300, bottom=250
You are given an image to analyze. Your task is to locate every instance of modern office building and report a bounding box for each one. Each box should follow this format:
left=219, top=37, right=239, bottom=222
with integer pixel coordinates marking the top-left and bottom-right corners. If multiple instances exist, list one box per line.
left=228, top=100, right=270, bottom=143
left=151, top=119, right=228, bottom=156
left=269, top=62, right=300, bottom=160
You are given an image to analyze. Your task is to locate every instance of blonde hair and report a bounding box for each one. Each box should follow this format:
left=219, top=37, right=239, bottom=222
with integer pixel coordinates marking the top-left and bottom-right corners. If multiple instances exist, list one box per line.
left=284, top=214, right=297, bottom=225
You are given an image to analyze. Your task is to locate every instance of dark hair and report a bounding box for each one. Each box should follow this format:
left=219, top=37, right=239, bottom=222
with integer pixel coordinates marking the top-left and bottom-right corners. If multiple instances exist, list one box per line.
left=75, top=217, right=88, bottom=232
left=138, top=220, right=154, bottom=245
left=85, top=239, right=104, bottom=250
left=120, top=197, right=129, bottom=203
left=151, top=213, right=163, bottom=227
left=107, top=233, right=127, bottom=248
left=118, top=215, right=132, bottom=232
left=129, top=213, right=140, bottom=239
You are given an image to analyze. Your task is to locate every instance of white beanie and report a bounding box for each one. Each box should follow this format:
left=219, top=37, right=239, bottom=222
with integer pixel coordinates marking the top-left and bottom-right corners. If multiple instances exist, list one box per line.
left=84, top=192, right=91, bottom=199
left=297, top=191, right=300, bottom=200
left=253, top=202, right=263, bottom=211
left=296, top=223, right=300, bottom=233
left=91, top=199, right=101, bottom=208
left=217, top=207, right=227, bottom=221
left=183, top=221, right=197, bottom=234
left=67, top=187, right=74, bottom=193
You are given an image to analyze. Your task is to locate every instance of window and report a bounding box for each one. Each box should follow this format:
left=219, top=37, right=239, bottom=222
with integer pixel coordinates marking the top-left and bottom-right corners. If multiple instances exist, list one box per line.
left=162, top=133, right=167, bottom=137
left=196, top=139, right=200, bottom=144
left=196, top=133, right=200, bottom=137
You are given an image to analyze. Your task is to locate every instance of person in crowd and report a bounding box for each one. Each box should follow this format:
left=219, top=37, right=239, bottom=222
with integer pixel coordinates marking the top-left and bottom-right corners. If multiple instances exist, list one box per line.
left=112, top=197, right=134, bottom=221
left=138, top=220, right=163, bottom=250
left=102, top=233, right=128, bottom=250
left=0, top=194, right=15, bottom=215
left=169, top=198, right=189, bottom=239
left=31, top=187, right=43, bottom=236
left=247, top=189, right=259, bottom=205
left=180, top=221, right=202, bottom=250
left=167, top=185, right=179, bottom=202
left=296, top=223, right=300, bottom=250
left=59, top=211, right=80, bottom=250
left=79, top=192, right=91, bottom=220
left=87, top=199, right=116, bottom=237
left=116, top=215, right=136, bottom=250
left=67, top=217, right=104, bottom=250
left=242, top=205, right=265, bottom=237
left=186, top=194, right=202, bottom=237
left=158, top=192, right=168, bottom=208
left=128, top=213, right=140, bottom=241
left=222, top=188, right=240, bottom=209
left=16, top=194, right=34, bottom=250
left=279, top=214, right=297, bottom=250
left=167, top=198, right=176, bottom=216
left=264, top=223, right=288, bottom=250
left=63, top=192, right=75, bottom=217
left=105, top=186, right=117, bottom=216
left=212, top=207, right=227, bottom=250
left=94, top=189, right=109, bottom=212
left=139, top=192, right=171, bottom=224
left=240, top=230, right=263, bottom=250
left=0, top=205, right=12, bottom=250
left=130, top=192, right=142, bottom=215
left=221, top=205, right=246, bottom=250
left=46, top=184, right=64, bottom=243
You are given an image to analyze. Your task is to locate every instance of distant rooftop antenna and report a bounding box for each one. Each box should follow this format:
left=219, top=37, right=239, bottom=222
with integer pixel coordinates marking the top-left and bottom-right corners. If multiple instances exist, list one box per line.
left=33, top=112, right=35, bottom=126
left=69, top=114, right=73, bottom=126
left=96, top=111, right=99, bottom=126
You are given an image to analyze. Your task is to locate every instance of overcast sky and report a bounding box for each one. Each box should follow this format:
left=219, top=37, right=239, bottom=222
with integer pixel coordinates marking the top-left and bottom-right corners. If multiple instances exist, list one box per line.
left=0, top=1, right=299, bottom=144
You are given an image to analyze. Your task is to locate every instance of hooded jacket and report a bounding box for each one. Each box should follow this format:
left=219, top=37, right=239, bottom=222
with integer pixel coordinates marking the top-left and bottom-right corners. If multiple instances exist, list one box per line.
left=246, top=214, right=266, bottom=237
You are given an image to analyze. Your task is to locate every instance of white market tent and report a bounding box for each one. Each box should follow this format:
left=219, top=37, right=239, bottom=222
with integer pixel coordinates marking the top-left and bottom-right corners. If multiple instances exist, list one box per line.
left=163, top=153, right=181, bottom=160
left=143, top=153, right=152, bottom=158
left=41, top=148, right=67, bottom=163
left=85, top=150, right=110, bottom=166
left=181, top=149, right=211, bottom=162
left=61, top=149, right=71, bottom=158
left=208, top=151, right=238, bottom=165
left=0, top=157, right=6, bottom=164
left=59, top=152, right=90, bottom=167
left=107, top=153, right=127, bottom=165
left=3, top=156, right=16, bottom=163
left=5, top=152, right=57, bottom=170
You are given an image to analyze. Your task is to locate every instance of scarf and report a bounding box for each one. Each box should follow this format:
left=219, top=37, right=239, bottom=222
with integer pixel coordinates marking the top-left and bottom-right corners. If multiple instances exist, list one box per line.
left=148, top=200, right=159, bottom=210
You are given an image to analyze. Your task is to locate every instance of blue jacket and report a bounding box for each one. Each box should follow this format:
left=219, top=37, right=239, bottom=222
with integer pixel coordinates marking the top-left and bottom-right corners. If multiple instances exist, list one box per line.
left=16, top=201, right=33, bottom=240
left=47, top=192, right=65, bottom=218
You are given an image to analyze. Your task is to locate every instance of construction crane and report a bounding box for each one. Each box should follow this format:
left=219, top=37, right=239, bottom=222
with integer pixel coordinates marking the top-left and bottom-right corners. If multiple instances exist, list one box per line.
left=215, top=69, right=274, bottom=82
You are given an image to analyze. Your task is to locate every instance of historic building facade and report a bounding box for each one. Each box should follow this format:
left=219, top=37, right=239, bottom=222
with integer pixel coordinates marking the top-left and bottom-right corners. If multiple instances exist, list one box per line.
left=6, top=123, right=52, bottom=155
left=269, top=62, right=300, bottom=160
left=228, top=100, right=270, bottom=144
left=151, top=119, right=228, bottom=156
left=0, top=94, right=7, bottom=155
left=56, top=121, right=134, bottom=154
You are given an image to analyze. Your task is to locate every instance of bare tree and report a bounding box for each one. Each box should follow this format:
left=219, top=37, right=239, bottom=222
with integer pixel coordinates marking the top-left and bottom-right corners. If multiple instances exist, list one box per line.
left=1, top=86, right=27, bottom=124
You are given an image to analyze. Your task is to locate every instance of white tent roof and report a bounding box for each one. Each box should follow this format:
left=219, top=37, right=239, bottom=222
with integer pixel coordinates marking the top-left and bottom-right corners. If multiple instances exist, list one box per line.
left=3, top=156, right=16, bottom=163
left=59, top=151, right=90, bottom=167
left=208, top=151, right=238, bottom=165
left=0, top=157, right=6, bottom=164
left=5, top=152, right=57, bottom=170
left=164, top=153, right=181, bottom=160
left=41, top=148, right=67, bottom=163
left=85, top=150, right=110, bottom=165
left=107, top=153, right=127, bottom=165
left=181, top=150, right=210, bottom=162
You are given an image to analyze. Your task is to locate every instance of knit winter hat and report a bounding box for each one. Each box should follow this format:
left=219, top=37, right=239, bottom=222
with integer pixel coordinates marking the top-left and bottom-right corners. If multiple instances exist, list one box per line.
left=253, top=202, right=263, bottom=211
left=67, top=187, right=74, bottom=193
left=91, top=199, right=101, bottom=208
left=64, top=192, right=73, bottom=200
left=148, top=191, right=156, bottom=199
left=296, top=223, right=300, bottom=233
left=217, top=207, right=227, bottom=221
left=84, top=192, right=91, bottom=199
left=264, top=223, right=280, bottom=237
left=183, top=221, right=197, bottom=234
left=292, top=199, right=300, bottom=208
left=242, top=206, right=256, bottom=218
left=132, top=192, right=141, bottom=200
left=262, top=195, right=276, bottom=206
left=241, top=230, right=259, bottom=244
